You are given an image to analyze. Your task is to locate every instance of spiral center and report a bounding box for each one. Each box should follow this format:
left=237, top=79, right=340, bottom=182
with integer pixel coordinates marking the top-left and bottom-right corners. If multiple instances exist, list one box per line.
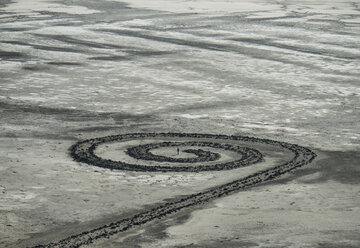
left=126, top=142, right=222, bottom=163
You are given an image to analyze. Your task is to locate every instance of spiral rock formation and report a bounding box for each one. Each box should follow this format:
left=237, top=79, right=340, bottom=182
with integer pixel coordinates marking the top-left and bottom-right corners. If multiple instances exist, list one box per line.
left=32, top=133, right=316, bottom=248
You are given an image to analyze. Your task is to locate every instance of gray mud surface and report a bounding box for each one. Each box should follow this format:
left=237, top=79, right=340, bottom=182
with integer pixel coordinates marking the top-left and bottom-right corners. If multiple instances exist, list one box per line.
left=1, top=0, right=359, bottom=247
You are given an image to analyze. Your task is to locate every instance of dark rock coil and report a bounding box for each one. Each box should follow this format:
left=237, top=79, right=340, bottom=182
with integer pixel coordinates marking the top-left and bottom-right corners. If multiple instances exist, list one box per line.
left=31, top=133, right=317, bottom=248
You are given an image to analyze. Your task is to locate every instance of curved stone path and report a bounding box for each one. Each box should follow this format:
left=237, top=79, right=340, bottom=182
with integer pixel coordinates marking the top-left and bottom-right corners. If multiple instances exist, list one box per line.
left=31, top=133, right=316, bottom=248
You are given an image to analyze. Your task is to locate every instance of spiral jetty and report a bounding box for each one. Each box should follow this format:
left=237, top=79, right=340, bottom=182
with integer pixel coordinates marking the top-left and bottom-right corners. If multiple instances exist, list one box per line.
left=31, top=133, right=316, bottom=248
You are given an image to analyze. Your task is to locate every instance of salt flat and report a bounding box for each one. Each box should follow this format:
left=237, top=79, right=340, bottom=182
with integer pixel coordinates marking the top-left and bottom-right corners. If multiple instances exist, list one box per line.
left=0, top=0, right=359, bottom=247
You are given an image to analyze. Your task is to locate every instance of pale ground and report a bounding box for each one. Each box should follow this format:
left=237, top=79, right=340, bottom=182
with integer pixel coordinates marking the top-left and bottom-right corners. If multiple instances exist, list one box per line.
left=0, top=0, right=359, bottom=247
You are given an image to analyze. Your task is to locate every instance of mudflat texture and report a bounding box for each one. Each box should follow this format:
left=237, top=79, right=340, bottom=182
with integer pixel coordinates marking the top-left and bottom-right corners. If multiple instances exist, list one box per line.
left=0, top=0, right=359, bottom=248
